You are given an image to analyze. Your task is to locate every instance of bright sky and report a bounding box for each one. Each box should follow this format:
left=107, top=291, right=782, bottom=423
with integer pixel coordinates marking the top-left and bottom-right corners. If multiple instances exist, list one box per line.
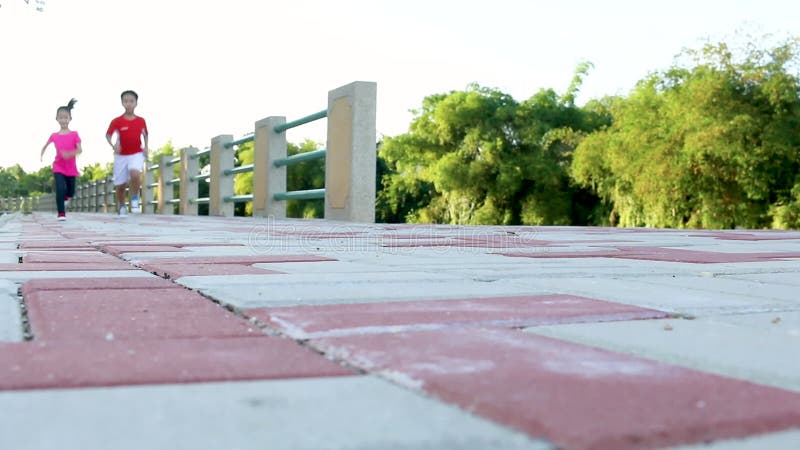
left=1, top=0, right=797, bottom=173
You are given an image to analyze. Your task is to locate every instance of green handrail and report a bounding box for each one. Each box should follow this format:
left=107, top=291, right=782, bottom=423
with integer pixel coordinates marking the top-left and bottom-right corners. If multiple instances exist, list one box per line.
left=273, top=188, right=325, bottom=201
left=223, top=194, right=254, bottom=203
left=273, top=149, right=326, bottom=167
left=224, top=134, right=254, bottom=149
left=273, top=110, right=327, bottom=133
left=224, top=164, right=254, bottom=176
left=190, top=148, right=211, bottom=160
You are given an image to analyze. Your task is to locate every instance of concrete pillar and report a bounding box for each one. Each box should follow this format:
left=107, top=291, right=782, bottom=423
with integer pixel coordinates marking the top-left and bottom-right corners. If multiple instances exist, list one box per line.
left=252, top=117, right=287, bottom=218
left=209, top=134, right=234, bottom=216
left=89, top=182, right=97, bottom=212
left=78, top=185, right=86, bottom=211
left=324, top=81, right=377, bottom=223
left=158, top=155, right=174, bottom=215
left=142, top=161, right=155, bottom=214
left=104, top=177, right=114, bottom=213
left=180, top=147, right=199, bottom=215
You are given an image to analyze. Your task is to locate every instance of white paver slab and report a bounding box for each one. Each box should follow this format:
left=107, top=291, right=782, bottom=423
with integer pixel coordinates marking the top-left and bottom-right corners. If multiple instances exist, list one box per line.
left=0, top=376, right=550, bottom=450
left=0, top=280, right=22, bottom=342
left=513, top=275, right=800, bottom=316
left=669, top=428, right=800, bottom=450
left=719, top=271, right=800, bottom=287
left=525, top=317, right=800, bottom=392
left=179, top=272, right=544, bottom=308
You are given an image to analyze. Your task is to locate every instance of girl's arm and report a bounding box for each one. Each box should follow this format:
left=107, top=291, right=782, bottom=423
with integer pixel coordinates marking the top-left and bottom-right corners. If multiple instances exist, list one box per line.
left=40, top=141, right=50, bottom=161
left=142, top=131, right=149, bottom=158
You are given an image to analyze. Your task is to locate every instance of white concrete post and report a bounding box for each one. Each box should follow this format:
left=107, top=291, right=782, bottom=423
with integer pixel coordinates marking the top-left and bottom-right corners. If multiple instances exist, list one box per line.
left=104, top=177, right=114, bottom=213
left=90, top=182, right=98, bottom=212
left=210, top=135, right=234, bottom=216
left=324, top=81, right=377, bottom=222
left=253, top=116, right=287, bottom=218
left=78, top=184, right=86, bottom=211
left=158, top=155, right=174, bottom=215
left=142, top=161, right=155, bottom=214
left=180, top=147, right=199, bottom=215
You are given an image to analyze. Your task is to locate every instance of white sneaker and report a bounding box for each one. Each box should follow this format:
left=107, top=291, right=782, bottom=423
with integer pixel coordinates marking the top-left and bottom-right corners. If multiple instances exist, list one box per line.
left=119, top=206, right=128, bottom=217
left=57, top=216, right=66, bottom=221
left=131, top=197, right=141, bottom=214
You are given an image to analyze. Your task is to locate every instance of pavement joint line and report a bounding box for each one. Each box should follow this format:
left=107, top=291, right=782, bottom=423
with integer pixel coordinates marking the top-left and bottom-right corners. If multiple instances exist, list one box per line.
left=15, top=284, right=33, bottom=341
left=191, top=288, right=375, bottom=378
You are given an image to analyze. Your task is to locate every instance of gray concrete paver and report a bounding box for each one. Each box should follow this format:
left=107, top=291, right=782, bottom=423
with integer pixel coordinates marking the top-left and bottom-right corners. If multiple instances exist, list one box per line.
left=524, top=317, right=800, bottom=392
left=0, top=376, right=551, bottom=450
left=0, top=280, right=22, bottom=342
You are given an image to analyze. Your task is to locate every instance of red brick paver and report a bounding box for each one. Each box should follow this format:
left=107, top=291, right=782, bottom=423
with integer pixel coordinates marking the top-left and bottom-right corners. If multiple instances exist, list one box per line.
left=313, top=328, right=800, bottom=450
left=0, top=337, right=356, bottom=391
left=249, top=294, right=669, bottom=338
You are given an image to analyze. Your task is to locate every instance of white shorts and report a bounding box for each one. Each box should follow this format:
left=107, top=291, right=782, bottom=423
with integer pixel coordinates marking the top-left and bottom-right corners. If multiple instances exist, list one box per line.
left=113, top=152, right=146, bottom=186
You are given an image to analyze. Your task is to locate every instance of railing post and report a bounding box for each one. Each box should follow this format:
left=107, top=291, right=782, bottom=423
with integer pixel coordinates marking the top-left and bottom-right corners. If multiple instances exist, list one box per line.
left=94, top=182, right=102, bottom=212
left=104, top=177, right=113, bottom=213
left=209, top=134, right=234, bottom=216
left=79, top=184, right=87, bottom=211
left=180, top=147, right=199, bottom=215
left=89, top=182, right=97, bottom=212
left=253, top=116, right=287, bottom=218
left=142, top=161, right=155, bottom=214
left=324, top=81, right=377, bottom=222
left=157, top=155, right=174, bottom=215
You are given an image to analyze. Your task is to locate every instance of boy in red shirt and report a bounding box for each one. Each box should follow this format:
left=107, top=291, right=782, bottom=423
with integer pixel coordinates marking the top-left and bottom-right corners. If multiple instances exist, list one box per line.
left=106, top=90, right=148, bottom=216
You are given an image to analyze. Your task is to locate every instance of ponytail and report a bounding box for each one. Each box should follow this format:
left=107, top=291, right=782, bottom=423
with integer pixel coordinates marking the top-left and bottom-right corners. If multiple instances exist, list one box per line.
left=56, top=98, right=77, bottom=116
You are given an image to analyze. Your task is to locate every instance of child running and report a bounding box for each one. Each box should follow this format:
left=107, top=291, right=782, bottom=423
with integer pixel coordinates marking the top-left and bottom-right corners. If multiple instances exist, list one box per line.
left=40, top=98, right=82, bottom=221
left=106, top=89, right=148, bottom=216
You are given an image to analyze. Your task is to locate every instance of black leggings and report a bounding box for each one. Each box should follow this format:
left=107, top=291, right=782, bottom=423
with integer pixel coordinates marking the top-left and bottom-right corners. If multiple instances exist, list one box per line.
left=54, top=172, right=76, bottom=214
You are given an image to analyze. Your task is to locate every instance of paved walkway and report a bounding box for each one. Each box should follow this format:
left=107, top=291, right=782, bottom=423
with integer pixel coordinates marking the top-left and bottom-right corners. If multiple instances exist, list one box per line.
left=1, top=211, right=800, bottom=450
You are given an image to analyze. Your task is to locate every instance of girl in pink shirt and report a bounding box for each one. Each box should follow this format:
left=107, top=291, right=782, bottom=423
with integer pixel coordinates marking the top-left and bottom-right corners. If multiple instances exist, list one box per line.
left=40, top=98, right=82, bottom=221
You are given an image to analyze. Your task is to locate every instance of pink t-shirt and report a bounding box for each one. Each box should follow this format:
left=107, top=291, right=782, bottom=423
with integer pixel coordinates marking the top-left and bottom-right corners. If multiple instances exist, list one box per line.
left=47, top=131, right=81, bottom=177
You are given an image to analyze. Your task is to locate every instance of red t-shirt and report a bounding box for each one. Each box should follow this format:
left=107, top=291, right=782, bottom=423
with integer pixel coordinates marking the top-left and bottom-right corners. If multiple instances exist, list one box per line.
left=106, top=115, right=148, bottom=155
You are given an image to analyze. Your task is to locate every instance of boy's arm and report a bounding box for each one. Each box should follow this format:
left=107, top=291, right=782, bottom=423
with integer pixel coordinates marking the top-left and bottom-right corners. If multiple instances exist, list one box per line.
left=142, top=130, right=149, bottom=158
left=106, top=133, right=120, bottom=154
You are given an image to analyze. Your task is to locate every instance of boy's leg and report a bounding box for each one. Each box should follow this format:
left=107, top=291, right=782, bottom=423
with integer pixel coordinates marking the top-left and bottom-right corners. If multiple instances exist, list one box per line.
left=54, top=173, right=67, bottom=214
left=129, top=170, right=141, bottom=202
left=128, top=152, right=145, bottom=213
left=115, top=184, right=127, bottom=208
left=113, top=154, right=130, bottom=213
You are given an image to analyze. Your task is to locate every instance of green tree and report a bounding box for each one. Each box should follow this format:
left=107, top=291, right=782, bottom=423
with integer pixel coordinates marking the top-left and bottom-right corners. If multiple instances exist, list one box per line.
left=0, top=164, right=52, bottom=197
left=572, top=37, right=800, bottom=228
left=78, top=162, right=114, bottom=183
left=377, top=72, right=609, bottom=225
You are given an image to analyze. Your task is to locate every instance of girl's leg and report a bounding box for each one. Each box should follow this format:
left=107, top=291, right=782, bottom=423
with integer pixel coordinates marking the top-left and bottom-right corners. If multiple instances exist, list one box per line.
left=54, top=173, right=67, bottom=214
left=65, top=176, right=76, bottom=201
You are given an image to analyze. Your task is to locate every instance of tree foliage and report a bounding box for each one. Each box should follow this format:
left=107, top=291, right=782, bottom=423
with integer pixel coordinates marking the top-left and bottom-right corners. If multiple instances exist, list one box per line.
left=377, top=74, right=610, bottom=225
left=572, top=38, right=800, bottom=228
